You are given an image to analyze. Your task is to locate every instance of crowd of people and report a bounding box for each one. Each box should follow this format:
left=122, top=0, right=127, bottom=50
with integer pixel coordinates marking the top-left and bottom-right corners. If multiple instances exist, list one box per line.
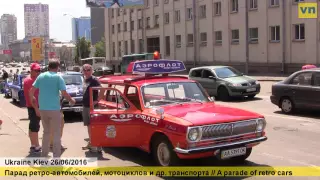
left=24, top=59, right=101, bottom=158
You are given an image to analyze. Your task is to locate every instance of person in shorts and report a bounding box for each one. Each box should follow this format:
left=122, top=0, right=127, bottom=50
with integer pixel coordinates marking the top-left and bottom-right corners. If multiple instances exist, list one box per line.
left=82, top=64, right=101, bottom=149
left=23, top=63, right=41, bottom=153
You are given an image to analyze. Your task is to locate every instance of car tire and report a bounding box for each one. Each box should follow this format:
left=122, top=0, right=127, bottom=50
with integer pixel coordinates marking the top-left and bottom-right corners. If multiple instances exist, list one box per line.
left=280, top=97, right=294, bottom=114
left=218, top=86, right=230, bottom=101
left=248, top=95, right=256, bottom=99
left=229, top=148, right=252, bottom=164
left=152, top=135, right=180, bottom=166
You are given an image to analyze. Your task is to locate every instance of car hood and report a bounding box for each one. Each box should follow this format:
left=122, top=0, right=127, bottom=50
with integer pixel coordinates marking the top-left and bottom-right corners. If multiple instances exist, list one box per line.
left=66, top=84, right=83, bottom=96
left=162, top=102, right=263, bottom=126
left=224, top=76, right=256, bottom=84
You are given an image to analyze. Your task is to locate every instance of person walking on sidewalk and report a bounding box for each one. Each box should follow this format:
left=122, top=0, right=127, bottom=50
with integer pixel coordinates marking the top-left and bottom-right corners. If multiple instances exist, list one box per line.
left=29, top=59, right=76, bottom=158
left=23, top=63, right=41, bottom=153
left=81, top=64, right=101, bottom=150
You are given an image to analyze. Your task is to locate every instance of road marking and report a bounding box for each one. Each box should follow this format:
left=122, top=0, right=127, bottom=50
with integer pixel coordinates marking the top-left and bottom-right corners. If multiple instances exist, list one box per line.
left=259, top=152, right=319, bottom=167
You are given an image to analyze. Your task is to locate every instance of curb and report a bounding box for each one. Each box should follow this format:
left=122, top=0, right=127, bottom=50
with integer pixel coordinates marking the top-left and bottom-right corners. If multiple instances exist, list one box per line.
left=256, top=79, right=284, bottom=82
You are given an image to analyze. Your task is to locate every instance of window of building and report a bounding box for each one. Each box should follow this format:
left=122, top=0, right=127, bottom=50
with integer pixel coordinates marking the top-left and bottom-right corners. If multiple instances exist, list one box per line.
left=124, top=41, right=128, bottom=55
left=146, top=17, right=150, bottom=28
left=154, top=0, right=159, bottom=6
left=200, top=32, right=207, bottom=46
left=117, top=9, right=120, bottom=16
left=294, top=24, right=305, bottom=40
left=146, top=0, right=149, bottom=7
left=270, top=0, right=280, bottom=6
left=231, top=0, right=238, bottom=12
left=187, top=34, right=194, bottom=45
left=164, top=13, right=170, bottom=24
left=139, top=39, right=144, bottom=53
left=187, top=8, right=193, bottom=20
left=131, top=21, right=134, bottom=30
left=118, top=23, right=121, bottom=32
left=249, top=28, right=259, bottom=43
left=118, top=41, right=121, bottom=57
left=112, top=42, right=115, bottom=57
left=131, top=40, right=135, bottom=53
left=270, top=26, right=280, bottom=41
left=164, top=0, right=169, bottom=4
left=199, top=5, right=206, bottom=18
left=138, top=19, right=143, bottom=29
left=176, top=35, right=181, bottom=48
left=175, top=10, right=180, bottom=23
left=155, top=15, right=159, bottom=27
left=250, top=0, right=258, bottom=9
left=165, top=36, right=170, bottom=56
left=231, top=29, right=239, bottom=43
left=214, top=2, right=221, bottom=16
left=112, top=25, right=115, bottom=34
left=124, top=22, right=127, bottom=31
left=215, top=31, right=222, bottom=44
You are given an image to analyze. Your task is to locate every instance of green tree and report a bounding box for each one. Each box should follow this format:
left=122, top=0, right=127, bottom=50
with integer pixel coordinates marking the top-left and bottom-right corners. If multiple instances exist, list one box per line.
left=94, top=38, right=106, bottom=57
left=75, top=37, right=91, bottom=65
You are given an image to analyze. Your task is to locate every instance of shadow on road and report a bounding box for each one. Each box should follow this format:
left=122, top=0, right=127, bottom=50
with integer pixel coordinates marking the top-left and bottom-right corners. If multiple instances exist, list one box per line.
left=101, top=147, right=273, bottom=179
left=216, top=97, right=263, bottom=103
left=10, top=101, right=26, bottom=109
left=273, top=110, right=320, bottom=120
left=63, top=112, right=82, bottom=123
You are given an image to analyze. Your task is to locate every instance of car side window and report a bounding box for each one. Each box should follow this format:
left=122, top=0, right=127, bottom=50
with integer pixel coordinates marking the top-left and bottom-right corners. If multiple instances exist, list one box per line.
left=313, top=73, right=320, bottom=87
left=190, top=69, right=202, bottom=78
left=291, top=72, right=313, bottom=86
left=202, top=70, right=214, bottom=79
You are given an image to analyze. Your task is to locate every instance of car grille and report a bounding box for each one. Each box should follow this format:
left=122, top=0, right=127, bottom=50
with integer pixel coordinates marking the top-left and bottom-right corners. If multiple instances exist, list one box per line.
left=241, top=82, right=256, bottom=86
left=201, top=120, right=257, bottom=141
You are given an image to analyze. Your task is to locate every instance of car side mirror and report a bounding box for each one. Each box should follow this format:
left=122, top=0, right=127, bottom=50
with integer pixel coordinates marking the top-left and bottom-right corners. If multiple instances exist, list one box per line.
left=209, top=76, right=216, bottom=80
left=209, top=96, right=215, bottom=102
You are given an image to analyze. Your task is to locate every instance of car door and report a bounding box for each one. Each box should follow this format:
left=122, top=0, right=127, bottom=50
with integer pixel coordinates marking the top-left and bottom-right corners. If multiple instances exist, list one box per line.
left=200, top=69, right=217, bottom=96
left=11, top=76, right=20, bottom=99
left=287, top=72, right=314, bottom=109
left=89, top=87, right=142, bottom=147
left=310, top=72, right=320, bottom=109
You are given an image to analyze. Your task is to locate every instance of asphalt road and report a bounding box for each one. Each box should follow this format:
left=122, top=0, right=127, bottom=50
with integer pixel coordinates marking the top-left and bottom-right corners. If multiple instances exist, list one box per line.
left=0, top=81, right=319, bottom=180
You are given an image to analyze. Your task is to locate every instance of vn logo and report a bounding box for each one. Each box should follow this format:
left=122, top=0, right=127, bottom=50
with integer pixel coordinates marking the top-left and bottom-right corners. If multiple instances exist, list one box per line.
left=298, top=3, right=317, bottom=19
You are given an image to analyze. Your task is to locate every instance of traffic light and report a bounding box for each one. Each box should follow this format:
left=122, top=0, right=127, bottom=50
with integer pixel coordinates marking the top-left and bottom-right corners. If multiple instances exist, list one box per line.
left=153, top=51, right=160, bottom=60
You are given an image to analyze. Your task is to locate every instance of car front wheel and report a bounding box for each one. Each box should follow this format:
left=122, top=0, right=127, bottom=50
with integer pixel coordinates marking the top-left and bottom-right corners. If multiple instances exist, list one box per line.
left=280, top=97, right=294, bottom=114
left=218, top=86, right=230, bottom=101
left=152, top=135, right=179, bottom=166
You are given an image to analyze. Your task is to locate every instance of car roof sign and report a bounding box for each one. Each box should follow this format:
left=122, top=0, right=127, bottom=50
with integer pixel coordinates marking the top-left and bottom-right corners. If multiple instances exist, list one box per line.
left=132, top=60, right=186, bottom=74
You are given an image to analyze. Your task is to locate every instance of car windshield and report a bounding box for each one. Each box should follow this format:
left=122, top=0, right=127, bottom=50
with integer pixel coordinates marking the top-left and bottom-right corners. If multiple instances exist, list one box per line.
left=214, top=67, right=243, bottom=78
left=62, top=75, right=83, bottom=85
left=141, top=82, right=209, bottom=108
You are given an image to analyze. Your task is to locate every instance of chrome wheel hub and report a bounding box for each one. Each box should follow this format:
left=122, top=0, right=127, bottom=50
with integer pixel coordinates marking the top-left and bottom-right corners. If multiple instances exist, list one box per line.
left=157, top=142, right=170, bottom=166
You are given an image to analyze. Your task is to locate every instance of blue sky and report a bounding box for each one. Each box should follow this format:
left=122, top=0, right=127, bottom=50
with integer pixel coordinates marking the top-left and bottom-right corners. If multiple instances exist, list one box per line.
left=0, top=0, right=90, bottom=42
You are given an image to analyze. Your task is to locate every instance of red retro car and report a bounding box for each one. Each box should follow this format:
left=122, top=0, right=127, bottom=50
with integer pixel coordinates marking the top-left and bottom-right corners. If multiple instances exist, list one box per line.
left=89, top=60, right=267, bottom=166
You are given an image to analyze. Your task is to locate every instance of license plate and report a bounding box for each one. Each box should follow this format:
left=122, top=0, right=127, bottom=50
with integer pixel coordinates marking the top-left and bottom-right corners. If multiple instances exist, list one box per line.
left=221, top=147, right=246, bottom=159
left=74, top=108, right=82, bottom=112
left=246, top=88, right=256, bottom=92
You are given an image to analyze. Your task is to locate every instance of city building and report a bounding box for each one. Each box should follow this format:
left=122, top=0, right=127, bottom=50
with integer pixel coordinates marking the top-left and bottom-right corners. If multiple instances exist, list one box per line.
left=0, top=14, right=17, bottom=48
left=48, top=39, right=76, bottom=67
left=24, top=3, right=49, bottom=38
left=8, top=39, right=31, bottom=62
left=72, top=17, right=91, bottom=42
left=90, top=8, right=105, bottom=45
left=104, top=0, right=320, bottom=74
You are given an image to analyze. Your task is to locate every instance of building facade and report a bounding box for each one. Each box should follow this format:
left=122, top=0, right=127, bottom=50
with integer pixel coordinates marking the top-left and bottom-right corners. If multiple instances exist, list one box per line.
left=90, top=8, right=105, bottom=45
left=8, top=39, right=31, bottom=62
left=24, top=3, right=49, bottom=38
left=104, top=0, right=320, bottom=74
left=72, top=17, right=91, bottom=42
left=0, top=14, right=17, bottom=48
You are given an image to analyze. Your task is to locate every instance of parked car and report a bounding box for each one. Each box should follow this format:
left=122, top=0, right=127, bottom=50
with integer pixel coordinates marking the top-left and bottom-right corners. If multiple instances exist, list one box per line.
left=93, top=66, right=114, bottom=78
left=188, top=66, right=260, bottom=101
left=3, top=79, right=13, bottom=98
left=10, top=74, right=28, bottom=106
left=59, top=71, right=84, bottom=113
left=270, top=68, right=320, bottom=114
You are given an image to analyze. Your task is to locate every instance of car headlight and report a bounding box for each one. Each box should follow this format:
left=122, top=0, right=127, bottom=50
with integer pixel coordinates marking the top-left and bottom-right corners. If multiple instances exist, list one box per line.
left=228, top=83, right=242, bottom=87
left=187, top=127, right=202, bottom=142
left=256, top=118, right=266, bottom=132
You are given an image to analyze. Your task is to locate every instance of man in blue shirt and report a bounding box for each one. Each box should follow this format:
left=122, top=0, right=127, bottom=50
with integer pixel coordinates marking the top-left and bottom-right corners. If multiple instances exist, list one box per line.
left=29, top=59, right=75, bottom=158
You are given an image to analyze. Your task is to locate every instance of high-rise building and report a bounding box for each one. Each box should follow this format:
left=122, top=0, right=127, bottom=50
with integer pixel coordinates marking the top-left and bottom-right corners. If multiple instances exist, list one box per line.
left=90, top=8, right=105, bottom=45
left=72, top=17, right=91, bottom=42
left=24, top=3, right=49, bottom=38
left=0, top=14, right=17, bottom=48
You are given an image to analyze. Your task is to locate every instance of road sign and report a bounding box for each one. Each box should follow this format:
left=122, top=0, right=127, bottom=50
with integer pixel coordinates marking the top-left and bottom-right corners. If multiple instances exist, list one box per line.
left=31, top=37, right=43, bottom=61
left=3, top=50, right=12, bottom=54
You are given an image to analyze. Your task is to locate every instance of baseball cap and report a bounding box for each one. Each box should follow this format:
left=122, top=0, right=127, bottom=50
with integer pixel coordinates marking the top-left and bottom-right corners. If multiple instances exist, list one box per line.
left=30, top=63, right=41, bottom=71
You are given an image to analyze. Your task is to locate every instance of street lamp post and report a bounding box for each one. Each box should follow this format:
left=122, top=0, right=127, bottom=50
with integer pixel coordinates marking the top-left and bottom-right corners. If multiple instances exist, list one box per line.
left=63, top=13, right=81, bottom=66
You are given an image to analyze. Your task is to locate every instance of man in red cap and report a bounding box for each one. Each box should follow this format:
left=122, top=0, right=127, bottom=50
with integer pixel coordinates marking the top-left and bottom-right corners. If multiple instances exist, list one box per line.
left=23, top=63, right=41, bottom=153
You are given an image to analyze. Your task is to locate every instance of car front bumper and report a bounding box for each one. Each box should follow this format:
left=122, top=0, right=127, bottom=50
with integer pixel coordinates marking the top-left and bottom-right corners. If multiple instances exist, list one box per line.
left=270, top=95, right=279, bottom=106
left=61, top=106, right=83, bottom=112
left=228, top=84, right=261, bottom=97
left=174, top=136, right=267, bottom=154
